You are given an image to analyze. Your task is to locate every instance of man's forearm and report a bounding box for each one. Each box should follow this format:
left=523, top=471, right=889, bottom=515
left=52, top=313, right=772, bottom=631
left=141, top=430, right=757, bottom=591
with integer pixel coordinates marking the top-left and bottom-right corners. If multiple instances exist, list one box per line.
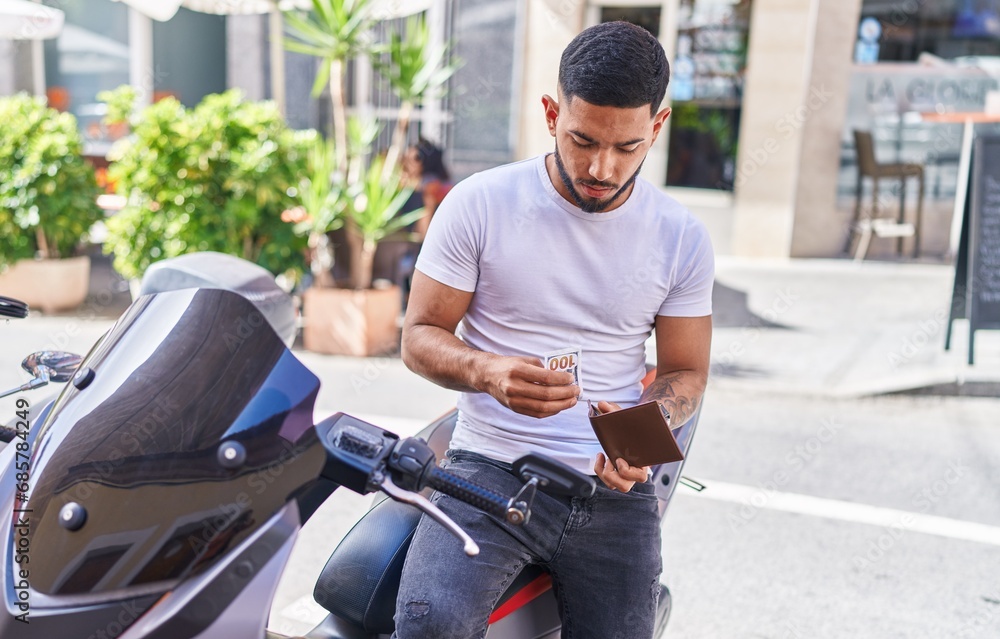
left=640, top=370, right=706, bottom=428
left=401, top=324, right=497, bottom=393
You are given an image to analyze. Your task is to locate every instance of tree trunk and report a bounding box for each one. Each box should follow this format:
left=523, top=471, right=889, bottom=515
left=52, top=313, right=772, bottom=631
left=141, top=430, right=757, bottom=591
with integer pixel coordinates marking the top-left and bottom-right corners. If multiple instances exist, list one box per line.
left=330, top=58, right=348, bottom=172
left=310, top=231, right=336, bottom=288
left=35, top=228, right=51, bottom=260
left=346, top=220, right=367, bottom=289
left=357, top=236, right=376, bottom=291
left=382, top=100, right=413, bottom=181
left=345, top=224, right=376, bottom=290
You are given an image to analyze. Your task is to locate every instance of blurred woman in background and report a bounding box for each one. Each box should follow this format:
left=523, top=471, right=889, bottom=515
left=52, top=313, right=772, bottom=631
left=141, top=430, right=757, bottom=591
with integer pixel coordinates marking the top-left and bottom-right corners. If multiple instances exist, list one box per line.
left=402, top=137, right=453, bottom=239
left=373, top=138, right=454, bottom=306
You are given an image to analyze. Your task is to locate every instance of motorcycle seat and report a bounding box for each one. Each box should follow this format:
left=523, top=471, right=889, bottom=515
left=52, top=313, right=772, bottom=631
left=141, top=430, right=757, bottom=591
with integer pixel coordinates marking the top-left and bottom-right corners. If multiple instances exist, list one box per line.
left=313, top=495, right=548, bottom=634
left=313, top=410, right=550, bottom=634
left=137, top=252, right=297, bottom=346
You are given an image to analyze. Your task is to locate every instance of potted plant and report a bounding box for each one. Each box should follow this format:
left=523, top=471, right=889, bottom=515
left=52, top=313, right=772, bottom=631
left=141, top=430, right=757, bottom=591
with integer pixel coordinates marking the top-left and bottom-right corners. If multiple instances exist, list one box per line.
left=100, top=88, right=312, bottom=289
left=0, top=93, right=103, bottom=313
left=295, top=138, right=425, bottom=356
left=284, top=0, right=460, bottom=356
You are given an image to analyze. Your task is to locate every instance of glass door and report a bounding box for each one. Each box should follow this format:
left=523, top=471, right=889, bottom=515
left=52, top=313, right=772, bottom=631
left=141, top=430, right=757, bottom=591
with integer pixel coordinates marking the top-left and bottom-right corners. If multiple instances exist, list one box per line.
left=598, top=5, right=663, bottom=34
left=666, top=0, right=751, bottom=191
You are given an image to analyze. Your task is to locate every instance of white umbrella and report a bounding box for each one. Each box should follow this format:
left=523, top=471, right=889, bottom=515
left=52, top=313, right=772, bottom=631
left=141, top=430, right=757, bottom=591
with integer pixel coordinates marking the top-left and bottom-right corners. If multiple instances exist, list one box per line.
left=117, top=0, right=434, bottom=114
left=111, top=0, right=308, bottom=21
left=111, top=0, right=182, bottom=22
left=183, top=0, right=309, bottom=14
left=0, top=0, right=65, bottom=97
left=177, top=0, right=432, bottom=115
left=0, top=0, right=65, bottom=40
left=114, top=0, right=308, bottom=113
left=57, top=24, right=131, bottom=74
left=181, top=0, right=431, bottom=17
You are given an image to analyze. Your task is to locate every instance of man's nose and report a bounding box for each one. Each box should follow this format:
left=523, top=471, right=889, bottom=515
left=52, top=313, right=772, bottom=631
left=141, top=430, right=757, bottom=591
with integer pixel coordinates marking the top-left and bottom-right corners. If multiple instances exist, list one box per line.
left=588, top=148, right=614, bottom=183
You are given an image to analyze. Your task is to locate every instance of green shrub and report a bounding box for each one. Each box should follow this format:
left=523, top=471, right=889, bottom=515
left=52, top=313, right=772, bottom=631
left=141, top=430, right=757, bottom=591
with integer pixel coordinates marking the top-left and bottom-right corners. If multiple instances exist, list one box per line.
left=103, top=89, right=312, bottom=281
left=0, top=93, right=102, bottom=267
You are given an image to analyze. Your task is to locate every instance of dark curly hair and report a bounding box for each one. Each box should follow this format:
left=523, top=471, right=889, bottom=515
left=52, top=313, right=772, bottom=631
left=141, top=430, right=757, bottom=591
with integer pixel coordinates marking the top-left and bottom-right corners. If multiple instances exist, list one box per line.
left=558, top=21, right=670, bottom=115
left=414, top=137, right=450, bottom=182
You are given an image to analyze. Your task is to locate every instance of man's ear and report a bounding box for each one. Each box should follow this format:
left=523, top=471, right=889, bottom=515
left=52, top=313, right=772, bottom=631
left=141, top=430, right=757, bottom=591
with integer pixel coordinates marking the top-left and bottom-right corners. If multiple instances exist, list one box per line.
left=650, top=106, right=671, bottom=143
left=541, top=94, right=559, bottom=137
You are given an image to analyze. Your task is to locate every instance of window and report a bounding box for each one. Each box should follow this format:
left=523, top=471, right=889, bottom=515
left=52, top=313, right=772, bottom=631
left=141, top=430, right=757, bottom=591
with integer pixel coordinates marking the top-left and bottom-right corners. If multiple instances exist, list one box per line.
left=667, top=0, right=752, bottom=191
left=860, top=0, right=1000, bottom=62
left=599, top=6, right=662, bottom=34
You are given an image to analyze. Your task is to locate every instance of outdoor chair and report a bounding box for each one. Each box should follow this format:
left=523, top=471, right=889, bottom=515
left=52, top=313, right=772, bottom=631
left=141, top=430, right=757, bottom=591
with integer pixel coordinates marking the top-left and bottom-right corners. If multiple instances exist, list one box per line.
left=847, top=129, right=925, bottom=260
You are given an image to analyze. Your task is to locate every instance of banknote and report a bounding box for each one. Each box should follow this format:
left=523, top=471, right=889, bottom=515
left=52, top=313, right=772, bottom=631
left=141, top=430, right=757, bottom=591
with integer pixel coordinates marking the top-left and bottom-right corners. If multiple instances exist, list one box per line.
left=543, top=345, right=583, bottom=396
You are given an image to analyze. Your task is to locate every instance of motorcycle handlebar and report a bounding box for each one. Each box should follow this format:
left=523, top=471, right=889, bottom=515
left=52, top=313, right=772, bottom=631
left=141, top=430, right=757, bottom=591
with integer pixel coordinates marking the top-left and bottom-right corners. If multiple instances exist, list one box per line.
left=424, top=466, right=512, bottom=520
left=318, top=417, right=530, bottom=529
left=385, top=437, right=525, bottom=525
left=0, top=296, right=28, bottom=319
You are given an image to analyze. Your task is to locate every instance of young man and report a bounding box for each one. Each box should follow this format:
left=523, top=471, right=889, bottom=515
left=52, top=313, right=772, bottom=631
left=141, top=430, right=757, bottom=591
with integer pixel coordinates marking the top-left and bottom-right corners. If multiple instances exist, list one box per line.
left=394, top=20, right=714, bottom=639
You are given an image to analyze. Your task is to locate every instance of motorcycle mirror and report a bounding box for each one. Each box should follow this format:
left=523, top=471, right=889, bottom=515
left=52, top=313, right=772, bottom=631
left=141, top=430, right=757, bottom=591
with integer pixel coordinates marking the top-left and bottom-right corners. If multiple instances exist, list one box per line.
left=21, top=351, right=84, bottom=383
left=0, top=296, right=29, bottom=319
left=512, top=453, right=596, bottom=499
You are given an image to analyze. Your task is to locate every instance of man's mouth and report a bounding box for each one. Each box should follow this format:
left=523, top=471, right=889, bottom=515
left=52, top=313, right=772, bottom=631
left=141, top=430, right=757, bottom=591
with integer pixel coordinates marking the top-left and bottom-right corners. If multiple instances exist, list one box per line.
left=578, top=182, right=615, bottom=198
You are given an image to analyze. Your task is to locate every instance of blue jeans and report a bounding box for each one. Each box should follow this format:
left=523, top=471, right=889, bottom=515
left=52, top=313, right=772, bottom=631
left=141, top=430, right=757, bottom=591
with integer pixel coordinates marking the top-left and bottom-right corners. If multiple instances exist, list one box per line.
left=393, top=450, right=663, bottom=639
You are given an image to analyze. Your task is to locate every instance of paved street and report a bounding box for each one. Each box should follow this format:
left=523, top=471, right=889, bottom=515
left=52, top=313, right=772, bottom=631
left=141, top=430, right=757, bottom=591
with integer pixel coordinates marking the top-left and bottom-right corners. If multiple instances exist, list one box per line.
left=663, top=390, right=1000, bottom=639
left=1, top=256, right=998, bottom=638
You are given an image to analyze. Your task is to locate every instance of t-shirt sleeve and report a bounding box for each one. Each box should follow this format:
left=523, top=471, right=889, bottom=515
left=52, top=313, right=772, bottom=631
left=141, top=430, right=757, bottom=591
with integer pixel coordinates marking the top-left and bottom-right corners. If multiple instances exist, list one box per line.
left=414, top=178, right=482, bottom=293
left=658, top=215, right=715, bottom=317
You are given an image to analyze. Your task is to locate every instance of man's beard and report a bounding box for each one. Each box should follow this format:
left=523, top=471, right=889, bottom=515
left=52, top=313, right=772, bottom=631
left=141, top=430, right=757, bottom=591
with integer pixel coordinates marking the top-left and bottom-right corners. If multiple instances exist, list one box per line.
left=553, top=142, right=644, bottom=213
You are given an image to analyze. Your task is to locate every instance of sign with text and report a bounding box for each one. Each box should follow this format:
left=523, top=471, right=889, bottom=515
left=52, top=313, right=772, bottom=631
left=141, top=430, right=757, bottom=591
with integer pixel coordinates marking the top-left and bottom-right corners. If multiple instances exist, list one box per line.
left=945, top=134, right=1000, bottom=364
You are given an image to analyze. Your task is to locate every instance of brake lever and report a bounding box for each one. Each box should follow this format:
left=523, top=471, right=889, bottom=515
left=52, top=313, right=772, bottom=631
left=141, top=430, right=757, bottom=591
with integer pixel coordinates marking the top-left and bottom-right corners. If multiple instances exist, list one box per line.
left=376, top=472, right=480, bottom=557
left=0, top=376, right=48, bottom=400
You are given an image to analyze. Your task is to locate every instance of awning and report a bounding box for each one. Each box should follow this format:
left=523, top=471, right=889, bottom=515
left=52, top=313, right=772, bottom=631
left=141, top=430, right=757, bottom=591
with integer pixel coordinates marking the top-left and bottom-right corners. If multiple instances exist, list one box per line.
left=111, top=0, right=182, bottom=22
left=57, top=24, right=131, bottom=74
left=111, top=0, right=436, bottom=114
left=0, top=0, right=65, bottom=40
left=182, top=0, right=310, bottom=15
left=117, top=0, right=433, bottom=22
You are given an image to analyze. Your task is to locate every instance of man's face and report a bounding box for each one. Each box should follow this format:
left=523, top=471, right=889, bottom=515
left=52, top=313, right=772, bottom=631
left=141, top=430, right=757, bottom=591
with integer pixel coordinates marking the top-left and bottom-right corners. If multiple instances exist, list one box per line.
left=543, top=92, right=670, bottom=213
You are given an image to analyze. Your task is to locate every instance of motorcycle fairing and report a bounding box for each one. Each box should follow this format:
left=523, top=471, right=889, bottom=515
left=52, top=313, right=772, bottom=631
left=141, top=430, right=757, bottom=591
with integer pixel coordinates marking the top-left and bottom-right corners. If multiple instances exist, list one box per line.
left=4, top=289, right=325, bottom=609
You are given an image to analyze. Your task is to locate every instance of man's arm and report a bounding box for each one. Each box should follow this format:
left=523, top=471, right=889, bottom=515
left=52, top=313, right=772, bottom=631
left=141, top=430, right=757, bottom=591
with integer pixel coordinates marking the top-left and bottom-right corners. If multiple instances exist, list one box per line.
left=401, top=270, right=580, bottom=419
left=641, top=314, right=712, bottom=428
left=595, top=314, right=712, bottom=490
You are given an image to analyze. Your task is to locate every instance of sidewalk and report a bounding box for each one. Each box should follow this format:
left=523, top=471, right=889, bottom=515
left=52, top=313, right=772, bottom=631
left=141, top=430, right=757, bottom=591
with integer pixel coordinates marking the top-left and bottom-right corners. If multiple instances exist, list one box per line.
left=4, top=254, right=997, bottom=406
left=708, top=256, right=1000, bottom=398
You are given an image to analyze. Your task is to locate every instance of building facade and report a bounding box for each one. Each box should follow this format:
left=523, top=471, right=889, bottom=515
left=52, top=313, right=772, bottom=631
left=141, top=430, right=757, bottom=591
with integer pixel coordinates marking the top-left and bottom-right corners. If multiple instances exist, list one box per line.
left=5, top=0, right=1000, bottom=259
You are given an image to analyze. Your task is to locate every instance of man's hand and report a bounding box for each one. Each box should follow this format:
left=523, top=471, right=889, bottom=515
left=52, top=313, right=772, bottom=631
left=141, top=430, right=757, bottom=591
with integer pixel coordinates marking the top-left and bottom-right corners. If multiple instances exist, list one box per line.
left=401, top=272, right=577, bottom=418
left=482, top=356, right=579, bottom=419
left=592, top=400, right=651, bottom=492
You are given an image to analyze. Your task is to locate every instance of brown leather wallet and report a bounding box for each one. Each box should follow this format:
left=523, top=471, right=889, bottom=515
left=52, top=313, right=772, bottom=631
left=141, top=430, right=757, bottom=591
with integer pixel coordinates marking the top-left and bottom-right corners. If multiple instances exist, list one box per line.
left=588, top=400, right=684, bottom=468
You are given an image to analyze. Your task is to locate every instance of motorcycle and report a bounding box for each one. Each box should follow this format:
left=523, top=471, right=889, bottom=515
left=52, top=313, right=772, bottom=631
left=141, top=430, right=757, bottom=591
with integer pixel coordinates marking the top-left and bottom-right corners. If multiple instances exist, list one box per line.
left=0, top=253, right=702, bottom=639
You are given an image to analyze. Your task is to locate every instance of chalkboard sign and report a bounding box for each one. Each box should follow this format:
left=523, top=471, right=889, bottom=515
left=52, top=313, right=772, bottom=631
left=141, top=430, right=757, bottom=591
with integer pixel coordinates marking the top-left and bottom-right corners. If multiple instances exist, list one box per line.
left=945, top=134, right=1000, bottom=364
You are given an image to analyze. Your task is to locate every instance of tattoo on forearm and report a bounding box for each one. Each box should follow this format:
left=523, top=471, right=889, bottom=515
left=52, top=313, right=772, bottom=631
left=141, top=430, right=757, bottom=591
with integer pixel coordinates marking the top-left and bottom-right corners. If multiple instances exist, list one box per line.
left=662, top=395, right=698, bottom=427
left=643, top=372, right=703, bottom=427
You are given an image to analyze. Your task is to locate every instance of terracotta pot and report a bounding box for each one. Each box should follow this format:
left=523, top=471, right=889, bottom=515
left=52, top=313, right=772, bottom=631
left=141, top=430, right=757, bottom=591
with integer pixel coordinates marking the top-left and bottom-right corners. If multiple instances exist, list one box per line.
left=0, top=256, right=90, bottom=314
left=302, top=285, right=401, bottom=356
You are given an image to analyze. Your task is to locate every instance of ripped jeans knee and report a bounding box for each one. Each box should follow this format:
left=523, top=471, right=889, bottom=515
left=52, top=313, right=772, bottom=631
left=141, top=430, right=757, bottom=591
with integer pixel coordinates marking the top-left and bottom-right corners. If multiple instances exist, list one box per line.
left=403, top=599, right=430, bottom=620
left=394, top=595, right=487, bottom=639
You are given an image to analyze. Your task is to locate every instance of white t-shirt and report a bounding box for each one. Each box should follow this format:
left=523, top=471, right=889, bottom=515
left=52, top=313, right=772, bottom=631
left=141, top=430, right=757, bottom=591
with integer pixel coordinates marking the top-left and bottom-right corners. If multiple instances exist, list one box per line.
left=415, top=154, right=714, bottom=474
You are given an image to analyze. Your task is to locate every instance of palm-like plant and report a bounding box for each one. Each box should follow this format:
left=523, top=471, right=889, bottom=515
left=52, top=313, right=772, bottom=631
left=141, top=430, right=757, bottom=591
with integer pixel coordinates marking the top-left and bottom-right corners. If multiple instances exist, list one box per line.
left=283, top=0, right=460, bottom=290
left=374, top=14, right=460, bottom=178
left=284, top=0, right=377, bottom=171
left=346, top=154, right=425, bottom=289
left=293, top=133, right=343, bottom=287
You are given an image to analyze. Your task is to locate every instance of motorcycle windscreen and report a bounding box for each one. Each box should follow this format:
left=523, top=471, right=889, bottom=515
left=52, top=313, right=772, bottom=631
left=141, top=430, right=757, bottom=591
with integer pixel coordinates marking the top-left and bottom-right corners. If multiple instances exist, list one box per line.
left=12, top=288, right=324, bottom=598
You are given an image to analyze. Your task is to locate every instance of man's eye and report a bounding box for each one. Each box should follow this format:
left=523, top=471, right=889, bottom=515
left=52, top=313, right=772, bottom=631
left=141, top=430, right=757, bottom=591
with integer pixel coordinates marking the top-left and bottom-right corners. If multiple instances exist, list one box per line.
left=572, top=139, right=593, bottom=148
left=620, top=146, right=640, bottom=155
